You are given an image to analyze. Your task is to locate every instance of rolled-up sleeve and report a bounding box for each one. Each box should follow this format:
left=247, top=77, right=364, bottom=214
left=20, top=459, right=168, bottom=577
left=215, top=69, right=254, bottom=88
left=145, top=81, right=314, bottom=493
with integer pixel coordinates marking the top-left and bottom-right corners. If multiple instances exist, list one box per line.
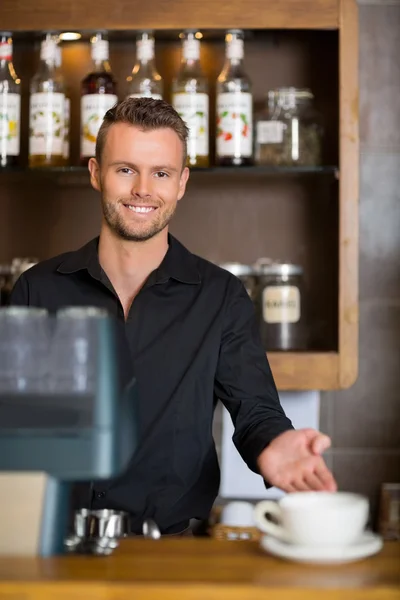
left=214, top=276, right=293, bottom=474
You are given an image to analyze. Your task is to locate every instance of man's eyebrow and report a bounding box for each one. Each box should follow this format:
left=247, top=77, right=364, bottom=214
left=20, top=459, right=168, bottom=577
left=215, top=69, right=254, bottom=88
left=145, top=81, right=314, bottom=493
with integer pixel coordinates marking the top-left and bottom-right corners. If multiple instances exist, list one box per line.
left=109, top=161, right=179, bottom=173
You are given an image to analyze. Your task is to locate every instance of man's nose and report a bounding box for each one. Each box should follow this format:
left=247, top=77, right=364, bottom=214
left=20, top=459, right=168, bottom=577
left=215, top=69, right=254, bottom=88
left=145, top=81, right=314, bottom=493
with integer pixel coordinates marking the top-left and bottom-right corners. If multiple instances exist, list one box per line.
left=131, top=174, right=152, bottom=198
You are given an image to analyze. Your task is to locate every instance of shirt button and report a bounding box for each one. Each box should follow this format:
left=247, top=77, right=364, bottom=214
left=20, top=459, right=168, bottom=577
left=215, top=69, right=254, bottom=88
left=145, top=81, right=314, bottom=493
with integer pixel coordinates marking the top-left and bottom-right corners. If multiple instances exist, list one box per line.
left=96, top=491, right=106, bottom=499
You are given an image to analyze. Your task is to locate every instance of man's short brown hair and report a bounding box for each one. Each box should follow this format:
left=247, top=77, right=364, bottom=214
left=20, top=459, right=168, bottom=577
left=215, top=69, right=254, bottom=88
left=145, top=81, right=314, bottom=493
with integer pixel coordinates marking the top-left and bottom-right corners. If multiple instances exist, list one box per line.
left=95, top=98, right=189, bottom=167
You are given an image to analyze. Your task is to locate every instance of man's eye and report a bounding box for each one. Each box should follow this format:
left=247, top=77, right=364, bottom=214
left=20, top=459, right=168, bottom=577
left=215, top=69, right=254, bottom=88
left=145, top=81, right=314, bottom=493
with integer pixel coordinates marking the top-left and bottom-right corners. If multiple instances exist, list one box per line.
left=155, top=171, right=168, bottom=178
left=118, top=168, right=133, bottom=174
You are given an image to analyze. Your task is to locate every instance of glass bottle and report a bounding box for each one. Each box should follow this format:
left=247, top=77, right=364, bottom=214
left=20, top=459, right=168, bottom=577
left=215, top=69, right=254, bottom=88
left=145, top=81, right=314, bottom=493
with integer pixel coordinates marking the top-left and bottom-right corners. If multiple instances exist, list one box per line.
left=126, top=31, right=163, bottom=100
left=56, top=45, right=70, bottom=166
left=81, top=32, right=118, bottom=164
left=216, top=30, right=253, bottom=166
left=0, top=32, right=21, bottom=168
left=172, top=31, right=209, bottom=168
left=29, top=34, right=65, bottom=168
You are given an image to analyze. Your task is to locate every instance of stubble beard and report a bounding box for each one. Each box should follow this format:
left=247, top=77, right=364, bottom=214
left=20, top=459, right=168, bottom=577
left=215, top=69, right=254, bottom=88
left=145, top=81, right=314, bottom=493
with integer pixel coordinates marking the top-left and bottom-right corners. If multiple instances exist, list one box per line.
left=101, top=196, right=177, bottom=242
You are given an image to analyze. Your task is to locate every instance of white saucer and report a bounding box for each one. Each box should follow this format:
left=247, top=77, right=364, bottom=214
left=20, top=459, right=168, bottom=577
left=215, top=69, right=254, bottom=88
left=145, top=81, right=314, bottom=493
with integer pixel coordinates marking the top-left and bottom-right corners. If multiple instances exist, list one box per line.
left=260, top=531, right=383, bottom=565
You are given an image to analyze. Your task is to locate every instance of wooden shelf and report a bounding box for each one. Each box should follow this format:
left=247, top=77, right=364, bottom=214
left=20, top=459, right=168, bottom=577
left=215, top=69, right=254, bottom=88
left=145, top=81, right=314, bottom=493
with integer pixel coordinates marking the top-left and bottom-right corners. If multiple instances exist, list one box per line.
left=267, top=352, right=339, bottom=390
left=0, top=0, right=339, bottom=32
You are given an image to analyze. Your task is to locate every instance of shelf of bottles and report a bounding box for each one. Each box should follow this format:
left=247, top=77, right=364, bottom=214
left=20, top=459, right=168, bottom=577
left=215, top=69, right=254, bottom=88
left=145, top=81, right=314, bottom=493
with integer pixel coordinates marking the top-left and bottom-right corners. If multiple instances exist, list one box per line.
left=0, top=30, right=332, bottom=173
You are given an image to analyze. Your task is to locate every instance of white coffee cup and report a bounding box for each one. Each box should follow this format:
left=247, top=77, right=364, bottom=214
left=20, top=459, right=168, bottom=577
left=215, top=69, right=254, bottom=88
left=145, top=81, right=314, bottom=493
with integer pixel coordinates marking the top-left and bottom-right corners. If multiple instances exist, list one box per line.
left=220, top=501, right=255, bottom=527
left=254, top=492, right=369, bottom=547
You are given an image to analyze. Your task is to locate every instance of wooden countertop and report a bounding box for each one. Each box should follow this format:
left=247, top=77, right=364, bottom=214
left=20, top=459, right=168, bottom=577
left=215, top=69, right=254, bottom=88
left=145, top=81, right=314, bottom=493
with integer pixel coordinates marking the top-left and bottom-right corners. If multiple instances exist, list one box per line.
left=0, top=539, right=398, bottom=600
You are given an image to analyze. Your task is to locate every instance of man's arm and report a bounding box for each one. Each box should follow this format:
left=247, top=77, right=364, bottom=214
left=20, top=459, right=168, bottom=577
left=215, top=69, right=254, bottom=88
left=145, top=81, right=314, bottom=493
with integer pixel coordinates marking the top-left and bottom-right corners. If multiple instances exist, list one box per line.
left=214, top=275, right=293, bottom=474
left=9, top=273, right=30, bottom=306
left=215, top=276, right=336, bottom=493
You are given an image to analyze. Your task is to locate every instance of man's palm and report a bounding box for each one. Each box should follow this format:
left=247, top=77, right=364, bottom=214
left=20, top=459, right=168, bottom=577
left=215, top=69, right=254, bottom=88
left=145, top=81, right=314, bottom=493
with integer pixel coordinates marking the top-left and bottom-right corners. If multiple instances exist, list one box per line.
left=257, top=429, right=337, bottom=493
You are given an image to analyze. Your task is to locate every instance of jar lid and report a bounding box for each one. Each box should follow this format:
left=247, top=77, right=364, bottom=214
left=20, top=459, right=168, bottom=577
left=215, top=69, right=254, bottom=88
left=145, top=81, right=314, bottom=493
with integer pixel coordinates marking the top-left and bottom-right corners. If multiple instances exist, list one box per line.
left=220, top=262, right=255, bottom=277
left=257, top=262, right=303, bottom=277
left=270, top=87, right=314, bottom=99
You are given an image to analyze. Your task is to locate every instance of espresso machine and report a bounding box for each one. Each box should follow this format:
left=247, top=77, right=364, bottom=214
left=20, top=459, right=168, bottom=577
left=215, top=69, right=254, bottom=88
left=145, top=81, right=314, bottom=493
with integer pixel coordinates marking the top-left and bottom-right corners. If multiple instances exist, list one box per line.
left=0, top=310, right=138, bottom=556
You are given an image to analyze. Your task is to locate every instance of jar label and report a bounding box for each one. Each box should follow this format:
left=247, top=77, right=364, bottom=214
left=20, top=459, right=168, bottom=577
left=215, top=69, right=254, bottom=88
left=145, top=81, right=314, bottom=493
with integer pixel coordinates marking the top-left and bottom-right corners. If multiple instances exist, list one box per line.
left=216, top=92, right=252, bottom=157
left=0, top=92, right=20, bottom=157
left=263, top=286, right=300, bottom=324
left=29, top=92, right=64, bottom=156
left=63, top=97, right=70, bottom=160
left=129, top=93, right=162, bottom=100
left=256, top=120, right=284, bottom=144
left=81, top=93, right=118, bottom=157
left=173, top=92, right=209, bottom=158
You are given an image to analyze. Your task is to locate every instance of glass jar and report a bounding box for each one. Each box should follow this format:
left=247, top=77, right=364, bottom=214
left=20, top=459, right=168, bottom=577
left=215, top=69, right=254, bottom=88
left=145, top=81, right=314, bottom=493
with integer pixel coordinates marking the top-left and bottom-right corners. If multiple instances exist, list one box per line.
left=254, top=87, right=323, bottom=166
left=220, top=262, right=257, bottom=303
left=257, top=262, right=307, bottom=351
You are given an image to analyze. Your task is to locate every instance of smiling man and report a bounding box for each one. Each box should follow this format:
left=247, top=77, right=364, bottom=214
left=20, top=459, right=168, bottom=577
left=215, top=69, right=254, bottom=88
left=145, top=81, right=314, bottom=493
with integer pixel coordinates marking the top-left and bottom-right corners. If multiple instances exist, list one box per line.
left=11, top=98, right=336, bottom=535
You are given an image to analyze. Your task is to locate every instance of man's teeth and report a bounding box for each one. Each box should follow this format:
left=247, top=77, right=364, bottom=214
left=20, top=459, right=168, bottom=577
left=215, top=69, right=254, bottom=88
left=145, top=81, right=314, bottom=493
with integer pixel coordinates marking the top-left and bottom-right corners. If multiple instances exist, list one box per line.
left=127, top=206, right=155, bottom=213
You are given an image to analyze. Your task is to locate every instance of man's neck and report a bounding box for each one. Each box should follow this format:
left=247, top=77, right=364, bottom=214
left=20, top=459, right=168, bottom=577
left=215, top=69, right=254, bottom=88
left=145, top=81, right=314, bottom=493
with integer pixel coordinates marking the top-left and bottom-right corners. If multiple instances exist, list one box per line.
left=98, top=223, right=169, bottom=318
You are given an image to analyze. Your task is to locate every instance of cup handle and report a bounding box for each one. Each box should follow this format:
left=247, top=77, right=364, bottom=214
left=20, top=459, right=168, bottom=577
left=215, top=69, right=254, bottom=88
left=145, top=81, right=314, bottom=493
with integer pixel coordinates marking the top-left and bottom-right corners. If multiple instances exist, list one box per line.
left=254, top=501, right=291, bottom=542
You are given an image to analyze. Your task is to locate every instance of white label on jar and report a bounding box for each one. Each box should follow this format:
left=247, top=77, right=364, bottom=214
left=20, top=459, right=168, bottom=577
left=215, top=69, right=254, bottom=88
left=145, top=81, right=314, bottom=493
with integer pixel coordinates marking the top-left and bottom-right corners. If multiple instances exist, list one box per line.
left=63, top=97, right=70, bottom=160
left=0, top=41, right=12, bottom=60
left=91, top=39, right=109, bottom=62
left=227, top=38, right=244, bottom=60
left=128, top=93, right=162, bottom=100
left=256, top=121, right=284, bottom=144
left=183, top=39, right=200, bottom=61
left=29, top=92, right=64, bottom=156
left=137, top=38, right=155, bottom=61
left=173, top=92, right=209, bottom=157
left=216, top=92, right=252, bottom=158
left=0, top=92, right=20, bottom=156
left=263, top=286, right=301, bottom=324
left=81, top=93, right=118, bottom=157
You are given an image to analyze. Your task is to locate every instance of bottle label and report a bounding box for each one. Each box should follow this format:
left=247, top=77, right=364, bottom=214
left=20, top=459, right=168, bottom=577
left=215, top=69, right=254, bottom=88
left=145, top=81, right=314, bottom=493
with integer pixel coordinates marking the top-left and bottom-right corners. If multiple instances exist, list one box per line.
left=0, top=41, right=12, bottom=61
left=91, top=40, right=109, bottom=62
left=129, top=93, right=162, bottom=100
left=173, top=92, right=209, bottom=158
left=63, top=97, right=70, bottom=160
left=227, top=38, right=244, bottom=60
left=29, top=92, right=64, bottom=156
left=81, top=93, right=118, bottom=157
left=0, top=92, right=20, bottom=157
left=137, top=39, right=155, bottom=61
left=183, top=39, right=200, bottom=61
left=257, top=121, right=285, bottom=144
left=216, top=92, right=252, bottom=158
left=262, top=286, right=301, bottom=324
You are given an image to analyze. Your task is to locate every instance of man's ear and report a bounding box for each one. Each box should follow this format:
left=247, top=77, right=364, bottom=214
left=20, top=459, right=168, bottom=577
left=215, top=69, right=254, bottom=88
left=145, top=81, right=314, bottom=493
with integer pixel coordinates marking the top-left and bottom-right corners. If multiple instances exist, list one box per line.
left=88, top=157, right=101, bottom=192
left=177, top=166, right=190, bottom=201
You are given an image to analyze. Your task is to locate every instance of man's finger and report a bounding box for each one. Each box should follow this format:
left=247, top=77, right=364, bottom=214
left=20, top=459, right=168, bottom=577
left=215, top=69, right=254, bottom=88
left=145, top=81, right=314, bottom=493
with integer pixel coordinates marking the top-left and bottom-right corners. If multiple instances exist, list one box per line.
left=290, top=478, right=311, bottom=492
left=315, top=460, right=337, bottom=492
left=312, top=434, right=331, bottom=455
left=303, top=472, right=326, bottom=491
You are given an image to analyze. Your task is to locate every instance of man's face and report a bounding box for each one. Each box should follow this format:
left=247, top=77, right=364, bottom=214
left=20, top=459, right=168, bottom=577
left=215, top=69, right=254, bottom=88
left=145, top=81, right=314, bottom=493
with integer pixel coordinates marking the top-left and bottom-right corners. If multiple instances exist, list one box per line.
left=89, top=123, right=189, bottom=242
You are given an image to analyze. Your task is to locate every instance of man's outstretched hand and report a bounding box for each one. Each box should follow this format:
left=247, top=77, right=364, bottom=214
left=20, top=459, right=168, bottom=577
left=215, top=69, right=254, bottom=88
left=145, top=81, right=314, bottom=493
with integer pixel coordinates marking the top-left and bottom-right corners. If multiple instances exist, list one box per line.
left=257, top=428, right=337, bottom=493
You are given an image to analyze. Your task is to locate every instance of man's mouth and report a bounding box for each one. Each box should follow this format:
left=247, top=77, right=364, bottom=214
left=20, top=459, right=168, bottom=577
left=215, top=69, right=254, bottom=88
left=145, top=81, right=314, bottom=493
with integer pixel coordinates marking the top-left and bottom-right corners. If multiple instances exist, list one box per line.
left=122, top=202, right=159, bottom=214
left=126, top=205, right=156, bottom=213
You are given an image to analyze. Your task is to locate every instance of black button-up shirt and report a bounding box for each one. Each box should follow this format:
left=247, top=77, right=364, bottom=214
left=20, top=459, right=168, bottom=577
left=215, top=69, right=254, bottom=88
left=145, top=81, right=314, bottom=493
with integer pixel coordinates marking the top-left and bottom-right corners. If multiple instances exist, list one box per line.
left=10, top=235, right=293, bottom=534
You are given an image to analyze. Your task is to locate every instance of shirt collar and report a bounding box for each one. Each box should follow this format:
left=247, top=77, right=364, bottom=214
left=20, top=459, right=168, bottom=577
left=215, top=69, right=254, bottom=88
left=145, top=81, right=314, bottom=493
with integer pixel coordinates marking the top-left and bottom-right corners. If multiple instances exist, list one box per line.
left=57, top=235, right=201, bottom=285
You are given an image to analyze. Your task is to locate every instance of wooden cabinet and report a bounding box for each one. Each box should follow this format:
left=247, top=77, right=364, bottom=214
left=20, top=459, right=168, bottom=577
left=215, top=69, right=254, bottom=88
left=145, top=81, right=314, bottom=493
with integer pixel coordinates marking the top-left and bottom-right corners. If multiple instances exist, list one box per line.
left=0, top=0, right=359, bottom=390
